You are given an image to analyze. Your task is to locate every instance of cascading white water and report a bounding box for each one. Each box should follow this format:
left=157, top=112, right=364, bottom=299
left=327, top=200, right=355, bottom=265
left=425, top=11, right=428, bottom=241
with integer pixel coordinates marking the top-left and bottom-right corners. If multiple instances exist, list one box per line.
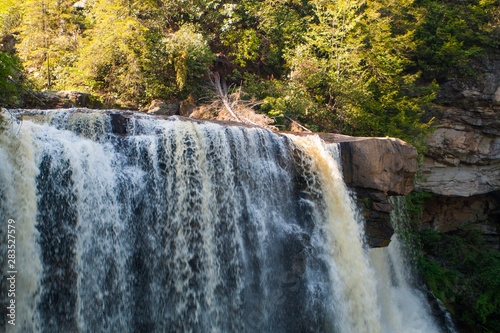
left=290, top=135, right=380, bottom=333
left=0, top=118, right=42, bottom=332
left=370, top=197, right=455, bottom=333
left=0, top=109, right=447, bottom=332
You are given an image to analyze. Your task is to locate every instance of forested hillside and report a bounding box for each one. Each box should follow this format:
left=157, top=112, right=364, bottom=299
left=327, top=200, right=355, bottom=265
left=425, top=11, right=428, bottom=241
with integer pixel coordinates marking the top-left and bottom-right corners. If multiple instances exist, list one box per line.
left=1, top=0, right=498, bottom=147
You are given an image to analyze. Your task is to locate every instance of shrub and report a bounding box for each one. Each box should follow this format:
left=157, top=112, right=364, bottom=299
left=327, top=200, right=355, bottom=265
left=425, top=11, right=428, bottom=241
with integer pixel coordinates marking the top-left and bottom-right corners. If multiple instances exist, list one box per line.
left=418, top=229, right=500, bottom=332
left=144, top=24, right=214, bottom=101
left=0, top=51, right=23, bottom=107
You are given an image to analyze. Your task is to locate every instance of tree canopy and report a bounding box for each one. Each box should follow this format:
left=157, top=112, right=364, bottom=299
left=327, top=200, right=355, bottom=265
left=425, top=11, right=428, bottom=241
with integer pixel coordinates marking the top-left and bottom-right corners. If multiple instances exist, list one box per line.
left=0, top=0, right=499, bottom=147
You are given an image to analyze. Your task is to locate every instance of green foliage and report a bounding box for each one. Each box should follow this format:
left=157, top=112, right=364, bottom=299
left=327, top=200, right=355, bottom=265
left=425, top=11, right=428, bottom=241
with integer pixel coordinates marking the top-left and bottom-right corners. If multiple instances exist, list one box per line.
left=403, top=189, right=500, bottom=333
left=2, top=0, right=498, bottom=147
left=0, top=51, right=23, bottom=107
left=17, top=0, right=83, bottom=90
left=251, top=0, right=312, bottom=70
left=250, top=0, right=437, bottom=149
left=222, top=28, right=261, bottom=67
left=0, top=0, right=22, bottom=36
left=405, top=190, right=432, bottom=219
left=418, top=229, right=500, bottom=332
left=144, top=24, right=213, bottom=100
left=73, top=0, right=152, bottom=101
left=4, top=0, right=215, bottom=104
left=413, top=0, right=500, bottom=77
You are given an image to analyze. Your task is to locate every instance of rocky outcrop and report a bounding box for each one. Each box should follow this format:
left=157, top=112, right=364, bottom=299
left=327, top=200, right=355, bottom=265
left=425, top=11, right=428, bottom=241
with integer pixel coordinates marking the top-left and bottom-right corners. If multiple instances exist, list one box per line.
left=146, top=99, right=180, bottom=116
left=307, top=133, right=419, bottom=247
left=417, top=107, right=500, bottom=197
left=55, top=91, right=102, bottom=109
left=418, top=56, right=500, bottom=197
left=416, top=55, right=500, bottom=247
left=278, top=133, right=418, bottom=247
left=24, top=90, right=103, bottom=109
left=327, top=135, right=417, bottom=196
left=421, top=193, right=500, bottom=249
left=0, top=35, right=16, bottom=52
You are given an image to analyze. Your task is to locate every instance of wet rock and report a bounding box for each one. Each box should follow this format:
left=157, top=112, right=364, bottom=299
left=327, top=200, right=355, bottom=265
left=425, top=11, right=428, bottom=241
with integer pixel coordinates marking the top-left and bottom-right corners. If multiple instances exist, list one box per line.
left=296, top=133, right=419, bottom=196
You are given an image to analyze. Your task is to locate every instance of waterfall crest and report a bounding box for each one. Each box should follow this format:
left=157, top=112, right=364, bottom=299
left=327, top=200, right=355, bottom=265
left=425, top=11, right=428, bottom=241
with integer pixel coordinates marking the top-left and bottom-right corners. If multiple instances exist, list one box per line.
left=0, top=109, right=444, bottom=332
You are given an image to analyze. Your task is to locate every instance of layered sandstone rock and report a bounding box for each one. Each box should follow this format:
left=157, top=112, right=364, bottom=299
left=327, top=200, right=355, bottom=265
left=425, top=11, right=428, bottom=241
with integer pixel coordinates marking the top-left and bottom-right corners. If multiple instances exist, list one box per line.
left=421, top=194, right=500, bottom=250
left=416, top=55, right=500, bottom=247
left=417, top=107, right=500, bottom=197
left=417, top=56, right=500, bottom=197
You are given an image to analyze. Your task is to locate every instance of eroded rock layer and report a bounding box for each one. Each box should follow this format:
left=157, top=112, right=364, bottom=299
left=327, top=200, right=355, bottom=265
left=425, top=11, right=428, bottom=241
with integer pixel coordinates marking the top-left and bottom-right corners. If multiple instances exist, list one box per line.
left=416, top=55, right=500, bottom=247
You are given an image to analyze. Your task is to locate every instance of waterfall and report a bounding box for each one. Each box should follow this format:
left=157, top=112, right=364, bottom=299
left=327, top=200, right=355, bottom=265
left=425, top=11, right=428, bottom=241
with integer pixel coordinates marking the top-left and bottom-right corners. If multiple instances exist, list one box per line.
left=0, top=109, right=446, bottom=332
left=370, top=197, right=456, bottom=333
left=290, top=136, right=380, bottom=333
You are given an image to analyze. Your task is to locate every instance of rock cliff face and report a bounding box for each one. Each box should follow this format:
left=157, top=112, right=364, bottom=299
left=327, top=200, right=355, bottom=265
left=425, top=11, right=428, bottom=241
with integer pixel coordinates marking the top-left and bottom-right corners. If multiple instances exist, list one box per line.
left=416, top=55, right=500, bottom=247
left=418, top=107, right=499, bottom=197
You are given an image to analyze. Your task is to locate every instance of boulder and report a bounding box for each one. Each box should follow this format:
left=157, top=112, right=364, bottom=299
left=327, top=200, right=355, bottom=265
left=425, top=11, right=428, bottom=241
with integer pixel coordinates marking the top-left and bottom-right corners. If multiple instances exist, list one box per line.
left=0, top=35, right=16, bottom=52
left=295, top=133, right=418, bottom=196
left=146, top=99, right=180, bottom=116
left=25, top=90, right=102, bottom=109
left=72, top=0, right=87, bottom=9
left=55, top=91, right=102, bottom=109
